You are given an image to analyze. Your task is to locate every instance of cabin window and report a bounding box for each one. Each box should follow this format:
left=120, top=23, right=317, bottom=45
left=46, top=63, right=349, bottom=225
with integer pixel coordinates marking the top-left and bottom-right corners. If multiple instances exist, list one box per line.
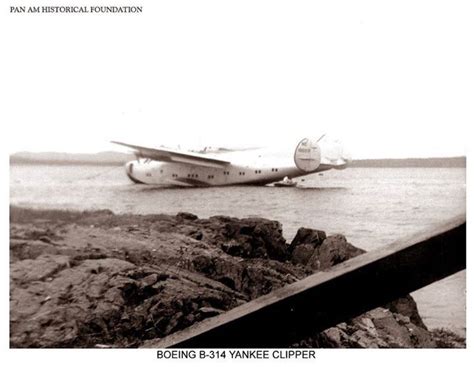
left=160, top=170, right=163, bottom=174
left=146, top=172, right=151, bottom=177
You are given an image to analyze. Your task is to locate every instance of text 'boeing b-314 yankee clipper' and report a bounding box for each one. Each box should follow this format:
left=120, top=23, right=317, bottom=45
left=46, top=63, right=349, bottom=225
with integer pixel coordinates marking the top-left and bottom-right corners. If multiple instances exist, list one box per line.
left=111, top=136, right=351, bottom=187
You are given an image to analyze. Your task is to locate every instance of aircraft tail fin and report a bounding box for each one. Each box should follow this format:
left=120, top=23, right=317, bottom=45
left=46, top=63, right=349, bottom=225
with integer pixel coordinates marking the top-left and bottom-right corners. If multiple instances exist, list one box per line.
left=294, top=138, right=322, bottom=172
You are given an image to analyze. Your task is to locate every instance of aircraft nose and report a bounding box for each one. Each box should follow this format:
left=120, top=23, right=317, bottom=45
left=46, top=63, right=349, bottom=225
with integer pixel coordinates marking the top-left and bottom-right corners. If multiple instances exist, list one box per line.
left=126, top=161, right=133, bottom=175
left=125, top=161, right=139, bottom=183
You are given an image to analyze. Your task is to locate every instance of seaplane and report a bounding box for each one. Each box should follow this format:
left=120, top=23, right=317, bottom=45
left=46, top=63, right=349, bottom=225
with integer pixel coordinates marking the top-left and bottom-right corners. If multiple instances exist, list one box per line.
left=111, top=136, right=350, bottom=187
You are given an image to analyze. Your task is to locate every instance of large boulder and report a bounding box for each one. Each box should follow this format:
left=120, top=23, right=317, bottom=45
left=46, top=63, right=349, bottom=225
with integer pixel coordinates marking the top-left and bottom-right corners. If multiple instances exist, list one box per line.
left=199, top=216, right=289, bottom=261
left=386, top=294, right=426, bottom=329
left=290, top=227, right=326, bottom=251
left=291, top=244, right=316, bottom=266
left=306, top=234, right=366, bottom=271
left=289, top=228, right=327, bottom=266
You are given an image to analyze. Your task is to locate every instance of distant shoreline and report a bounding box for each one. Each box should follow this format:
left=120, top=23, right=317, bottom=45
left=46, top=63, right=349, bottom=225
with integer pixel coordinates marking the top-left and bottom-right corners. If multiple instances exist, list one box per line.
left=350, top=157, right=466, bottom=168
left=10, top=159, right=126, bottom=167
left=9, top=153, right=466, bottom=168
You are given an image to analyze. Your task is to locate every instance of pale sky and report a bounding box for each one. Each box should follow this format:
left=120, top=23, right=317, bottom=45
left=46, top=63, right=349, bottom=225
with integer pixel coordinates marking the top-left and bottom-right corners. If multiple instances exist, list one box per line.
left=1, top=1, right=473, bottom=158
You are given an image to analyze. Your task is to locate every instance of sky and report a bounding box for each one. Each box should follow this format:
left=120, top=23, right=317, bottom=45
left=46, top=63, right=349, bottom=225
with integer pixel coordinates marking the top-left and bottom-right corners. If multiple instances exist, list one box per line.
left=1, top=1, right=473, bottom=159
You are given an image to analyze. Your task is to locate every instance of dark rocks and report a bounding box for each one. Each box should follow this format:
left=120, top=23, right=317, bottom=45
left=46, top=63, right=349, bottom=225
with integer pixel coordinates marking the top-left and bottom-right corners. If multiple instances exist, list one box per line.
left=290, top=233, right=365, bottom=271
left=198, top=306, right=224, bottom=318
left=219, top=217, right=289, bottom=261
left=221, top=241, right=253, bottom=257
left=192, top=255, right=215, bottom=275
left=386, top=294, right=426, bottom=329
left=290, top=227, right=326, bottom=250
left=176, top=212, right=198, bottom=221
left=307, top=234, right=366, bottom=271
left=291, top=244, right=315, bottom=265
left=306, top=307, right=438, bottom=348
left=431, top=328, right=466, bottom=348
left=189, top=230, right=203, bottom=240
left=9, top=207, right=465, bottom=348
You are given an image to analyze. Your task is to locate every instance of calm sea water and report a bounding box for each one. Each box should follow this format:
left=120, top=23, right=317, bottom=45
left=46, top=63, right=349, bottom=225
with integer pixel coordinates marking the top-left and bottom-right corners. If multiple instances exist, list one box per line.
left=10, top=164, right=466, bottom=336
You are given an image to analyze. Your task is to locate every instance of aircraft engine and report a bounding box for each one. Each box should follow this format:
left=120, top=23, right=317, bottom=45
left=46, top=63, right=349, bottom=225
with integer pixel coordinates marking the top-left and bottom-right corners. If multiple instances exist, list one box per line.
left=294, top=138, right=321, bottom=172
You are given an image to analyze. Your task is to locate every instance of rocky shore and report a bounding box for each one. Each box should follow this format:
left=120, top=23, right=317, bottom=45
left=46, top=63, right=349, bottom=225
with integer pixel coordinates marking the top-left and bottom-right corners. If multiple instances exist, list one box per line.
left=10, top=206, right=465, bottom=348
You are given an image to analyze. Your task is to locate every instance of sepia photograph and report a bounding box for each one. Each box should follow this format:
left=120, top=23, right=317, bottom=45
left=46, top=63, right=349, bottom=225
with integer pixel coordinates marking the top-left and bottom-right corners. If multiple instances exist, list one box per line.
left=2, top=0, right=471, bottom=365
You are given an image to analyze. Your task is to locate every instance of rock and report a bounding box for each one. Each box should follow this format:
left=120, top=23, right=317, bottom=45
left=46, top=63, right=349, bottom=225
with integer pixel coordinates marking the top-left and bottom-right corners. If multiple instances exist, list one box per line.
left=141, top=274, right=159, bottom=287
left=408, top=324, right=437, bottom=348
left=431, top=328, right=466, bottom=348
left=198, top=307, right=223, bottom=318
left=290, top=228, right=326, bottom=251
left=372, top=313, right=413, bottom=347
left=204, top=217, right=289, bottom=261
left=393, top=313, right=411, bottom=325
left=350, top=329, right=385, bottom=348
left=10, top=254, right=70, bottom=284
left=189, top=231, right=203, bottom=240
left=291, top=244, right=315, bottom=265
left=352, top=317, right=378, bottom=337
left=177, top=212, right=198, bottom=221
left=322, top=327, right=345, bottom=346
left=192, top=255, right=215, bottom=275
left=307, top=234, right=365, bottom=271
left=221, top=241, right=253, bottom=257
left=386, top=295, right=426, bottom=329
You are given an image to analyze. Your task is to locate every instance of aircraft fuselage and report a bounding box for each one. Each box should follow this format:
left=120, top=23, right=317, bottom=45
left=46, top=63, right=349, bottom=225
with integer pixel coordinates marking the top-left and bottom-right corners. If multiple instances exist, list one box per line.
left=125, top=160, right=319, bottom=187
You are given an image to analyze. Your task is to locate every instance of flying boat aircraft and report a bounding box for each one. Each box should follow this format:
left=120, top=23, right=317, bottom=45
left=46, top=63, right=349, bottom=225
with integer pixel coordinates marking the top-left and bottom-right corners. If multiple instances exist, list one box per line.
left=111, top=136, right=350, bottom=187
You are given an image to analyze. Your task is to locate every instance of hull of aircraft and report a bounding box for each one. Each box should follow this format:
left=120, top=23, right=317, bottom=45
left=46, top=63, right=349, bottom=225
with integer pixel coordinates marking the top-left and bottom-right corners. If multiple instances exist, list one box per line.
left=125, top=160, right=304, bottom=187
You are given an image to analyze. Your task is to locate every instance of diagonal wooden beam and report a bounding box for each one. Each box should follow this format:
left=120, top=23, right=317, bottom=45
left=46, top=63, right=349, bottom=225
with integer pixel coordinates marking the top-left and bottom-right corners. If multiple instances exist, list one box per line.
left=153, top=215, right=466, bottom=348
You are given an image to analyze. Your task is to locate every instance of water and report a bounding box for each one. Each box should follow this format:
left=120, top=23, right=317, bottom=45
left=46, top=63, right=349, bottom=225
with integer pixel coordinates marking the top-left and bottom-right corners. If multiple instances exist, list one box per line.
left=9, top=164, right=466, bottom=336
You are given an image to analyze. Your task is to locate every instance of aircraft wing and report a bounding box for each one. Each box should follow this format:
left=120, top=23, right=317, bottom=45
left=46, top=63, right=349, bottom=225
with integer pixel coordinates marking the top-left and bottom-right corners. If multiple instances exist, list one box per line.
left=111, top=141, right=231, bottom=168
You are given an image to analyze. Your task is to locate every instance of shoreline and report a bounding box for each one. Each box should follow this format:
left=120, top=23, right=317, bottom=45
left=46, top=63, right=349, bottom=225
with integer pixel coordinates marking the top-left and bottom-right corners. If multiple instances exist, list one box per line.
left=10, top=206, right=465, bottom=348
